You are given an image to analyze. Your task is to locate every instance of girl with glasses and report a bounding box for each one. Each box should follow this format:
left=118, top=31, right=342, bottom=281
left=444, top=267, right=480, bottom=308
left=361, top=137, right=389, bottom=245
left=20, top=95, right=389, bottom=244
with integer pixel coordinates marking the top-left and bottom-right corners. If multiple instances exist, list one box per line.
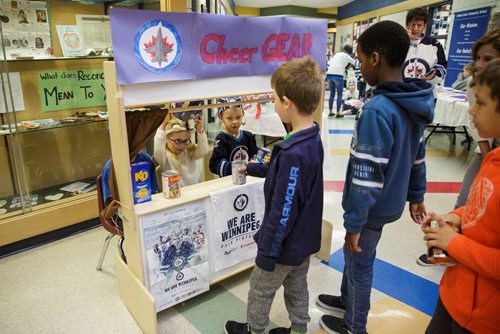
left=154, top=116, right=208, bottom=186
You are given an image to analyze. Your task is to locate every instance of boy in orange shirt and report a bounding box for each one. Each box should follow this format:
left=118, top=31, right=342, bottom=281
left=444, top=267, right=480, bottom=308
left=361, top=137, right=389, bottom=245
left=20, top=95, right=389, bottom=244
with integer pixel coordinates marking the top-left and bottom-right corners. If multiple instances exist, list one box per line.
left=422, top=59, right=500, bottom=334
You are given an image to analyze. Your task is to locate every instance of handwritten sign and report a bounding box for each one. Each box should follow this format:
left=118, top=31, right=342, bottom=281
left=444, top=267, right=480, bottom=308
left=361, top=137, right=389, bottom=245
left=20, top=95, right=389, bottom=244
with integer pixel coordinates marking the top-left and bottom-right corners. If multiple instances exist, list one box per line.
left=110, top=9, right=327, bottom=85
left=37, top=69, right=106, bottom=111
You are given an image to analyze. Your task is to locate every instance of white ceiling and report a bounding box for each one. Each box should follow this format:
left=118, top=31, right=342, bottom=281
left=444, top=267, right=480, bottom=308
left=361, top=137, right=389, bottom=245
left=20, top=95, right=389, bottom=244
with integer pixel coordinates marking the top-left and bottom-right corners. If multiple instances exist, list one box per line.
left=233, top=0, right=353, bottom=9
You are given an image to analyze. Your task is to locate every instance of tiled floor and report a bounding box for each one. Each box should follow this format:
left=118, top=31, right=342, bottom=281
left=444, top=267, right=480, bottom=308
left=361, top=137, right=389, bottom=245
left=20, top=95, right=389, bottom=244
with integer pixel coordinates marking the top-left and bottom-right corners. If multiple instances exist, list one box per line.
left=0, top=99, right=473, bottom=333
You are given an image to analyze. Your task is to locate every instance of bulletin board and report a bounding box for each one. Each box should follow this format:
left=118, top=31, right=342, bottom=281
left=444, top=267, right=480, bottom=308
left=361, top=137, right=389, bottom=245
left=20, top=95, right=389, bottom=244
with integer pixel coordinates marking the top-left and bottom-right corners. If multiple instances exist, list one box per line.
left=352, top=17, right=377, bottom=53
left=0, top=0, right=52, bottom=59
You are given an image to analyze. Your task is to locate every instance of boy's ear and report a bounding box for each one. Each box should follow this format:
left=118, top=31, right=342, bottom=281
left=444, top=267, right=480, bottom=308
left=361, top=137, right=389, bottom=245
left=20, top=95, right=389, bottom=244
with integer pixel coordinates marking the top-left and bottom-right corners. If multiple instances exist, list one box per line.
left=371, top=51, right=380, bottom=67
left=282, top=96, right=292, bottom=109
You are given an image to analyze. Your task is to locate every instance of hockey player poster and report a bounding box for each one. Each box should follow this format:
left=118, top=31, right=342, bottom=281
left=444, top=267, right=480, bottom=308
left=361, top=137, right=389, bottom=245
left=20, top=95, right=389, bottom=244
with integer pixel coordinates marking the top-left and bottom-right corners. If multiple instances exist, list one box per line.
left=209, top=179, right=265, bottom=272
left=139, top=201, right=209, bottom=312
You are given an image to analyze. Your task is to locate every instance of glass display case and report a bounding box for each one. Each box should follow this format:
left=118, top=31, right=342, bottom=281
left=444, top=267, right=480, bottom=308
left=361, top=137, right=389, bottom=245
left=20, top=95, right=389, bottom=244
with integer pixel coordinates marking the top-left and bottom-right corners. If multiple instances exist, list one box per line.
left=0, top=48, right=111, bottom=247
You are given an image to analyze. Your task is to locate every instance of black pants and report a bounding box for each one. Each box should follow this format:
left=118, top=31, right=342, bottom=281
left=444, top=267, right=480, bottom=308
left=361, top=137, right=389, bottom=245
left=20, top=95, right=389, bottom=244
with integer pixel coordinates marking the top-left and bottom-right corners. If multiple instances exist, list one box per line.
left=426, top=297, right=472, bottom=334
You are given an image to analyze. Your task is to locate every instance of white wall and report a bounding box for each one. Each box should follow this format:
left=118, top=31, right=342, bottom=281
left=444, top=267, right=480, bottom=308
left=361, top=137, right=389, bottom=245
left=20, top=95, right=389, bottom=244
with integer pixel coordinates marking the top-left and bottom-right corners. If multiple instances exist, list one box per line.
left=335, top=23, right=353, bottom=52
left=380, top=10, right=408, bottom=27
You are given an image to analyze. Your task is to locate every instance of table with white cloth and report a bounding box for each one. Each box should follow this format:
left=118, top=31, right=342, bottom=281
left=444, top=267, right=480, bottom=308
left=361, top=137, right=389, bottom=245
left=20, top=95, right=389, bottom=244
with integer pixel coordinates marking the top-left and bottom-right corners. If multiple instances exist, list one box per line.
left=425, top=87, right=472, bottom=149
left=242, top=103, right=287, bottom=147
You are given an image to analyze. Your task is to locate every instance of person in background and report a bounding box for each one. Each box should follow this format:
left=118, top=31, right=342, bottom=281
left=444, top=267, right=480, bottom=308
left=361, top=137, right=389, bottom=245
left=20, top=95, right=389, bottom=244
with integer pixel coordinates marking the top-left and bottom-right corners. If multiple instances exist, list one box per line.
left=422, top=58, right=500, bottom=334
left=337, top=80, right=364, bottom=117
left=224, top=55, right=324, bottom=334
left=417, top=29, right=500, bottom=266
left=451, top=63, right=474, bottom=91
left=209, top=97, right=258, bottom=177
left=153, top=115, right=208, bottom=187
left=317, top=21, right=434, bottom=334
left=326, top=45, right=355, bottom=117
left=403, top=7, right=447, bottom=84
left=354, top=58, right=367, bottom=101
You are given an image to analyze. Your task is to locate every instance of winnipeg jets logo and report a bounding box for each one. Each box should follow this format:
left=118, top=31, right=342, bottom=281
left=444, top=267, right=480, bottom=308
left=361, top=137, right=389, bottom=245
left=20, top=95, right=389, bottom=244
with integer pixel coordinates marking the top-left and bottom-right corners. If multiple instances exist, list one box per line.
left=134, top=20, right=182, bottom=73
left=402, top=58, right=430, bottom=78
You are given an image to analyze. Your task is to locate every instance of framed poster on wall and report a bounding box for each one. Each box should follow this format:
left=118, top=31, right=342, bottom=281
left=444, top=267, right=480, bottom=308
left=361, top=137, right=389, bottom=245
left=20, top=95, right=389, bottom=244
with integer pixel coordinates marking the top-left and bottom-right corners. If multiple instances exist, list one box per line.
left=352, top=18, right=377, bottom=54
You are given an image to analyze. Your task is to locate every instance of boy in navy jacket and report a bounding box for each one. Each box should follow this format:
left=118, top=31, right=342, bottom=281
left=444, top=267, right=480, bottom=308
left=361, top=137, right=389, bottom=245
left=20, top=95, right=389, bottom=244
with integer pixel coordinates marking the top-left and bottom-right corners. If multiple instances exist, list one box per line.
left=225, top=56, right=324, bottom=334
left=317, top=21, right=434, bottom=334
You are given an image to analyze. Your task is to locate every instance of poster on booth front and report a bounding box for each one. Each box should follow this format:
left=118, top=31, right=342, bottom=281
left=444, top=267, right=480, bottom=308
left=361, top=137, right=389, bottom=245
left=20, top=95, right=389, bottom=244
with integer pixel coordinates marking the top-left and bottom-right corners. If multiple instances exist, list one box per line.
left=209, top=179, right=265, bottom=272
left=139, top=200, right=209, bottom=312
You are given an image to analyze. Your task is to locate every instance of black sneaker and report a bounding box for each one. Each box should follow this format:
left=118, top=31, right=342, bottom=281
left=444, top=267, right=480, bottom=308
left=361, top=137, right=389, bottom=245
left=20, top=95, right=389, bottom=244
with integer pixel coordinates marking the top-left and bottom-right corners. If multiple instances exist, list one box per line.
left=268, top=327, right=291, bottom=334
left=416, top=253, right=436, bottom=267
left=316, top=294, right=346, bottom=314
left=224, top=320, right=251, bottom=334
left=319, top=315, right=355, bottom=334
left=416, top=253, right=457, bottom=267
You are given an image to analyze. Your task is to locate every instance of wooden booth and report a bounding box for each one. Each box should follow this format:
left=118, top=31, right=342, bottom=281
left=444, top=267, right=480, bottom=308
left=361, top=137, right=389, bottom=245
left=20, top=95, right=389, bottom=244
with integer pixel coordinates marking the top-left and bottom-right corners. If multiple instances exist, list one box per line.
left=104, top=9, right=332, bottom=333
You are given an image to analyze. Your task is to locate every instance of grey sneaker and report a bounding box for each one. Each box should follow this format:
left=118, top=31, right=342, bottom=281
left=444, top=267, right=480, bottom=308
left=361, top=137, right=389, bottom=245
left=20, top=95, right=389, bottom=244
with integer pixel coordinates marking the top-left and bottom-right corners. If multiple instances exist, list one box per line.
left=316, top=294, right=346, bottom=314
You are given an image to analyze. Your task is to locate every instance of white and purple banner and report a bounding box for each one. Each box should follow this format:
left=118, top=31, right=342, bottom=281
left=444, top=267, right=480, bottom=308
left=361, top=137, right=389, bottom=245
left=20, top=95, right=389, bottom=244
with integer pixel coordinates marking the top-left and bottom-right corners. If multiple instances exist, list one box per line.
left=210, top=179, right=265, bottom=272
left=110, top=8, right=327, bottom=85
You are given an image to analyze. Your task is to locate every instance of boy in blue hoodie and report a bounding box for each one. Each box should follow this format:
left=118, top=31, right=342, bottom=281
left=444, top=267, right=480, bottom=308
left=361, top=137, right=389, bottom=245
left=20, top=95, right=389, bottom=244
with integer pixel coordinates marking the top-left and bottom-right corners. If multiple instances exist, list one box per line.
left=316, top=21, right=434, bottom=334
left=224, top=56, right=324, bottom=334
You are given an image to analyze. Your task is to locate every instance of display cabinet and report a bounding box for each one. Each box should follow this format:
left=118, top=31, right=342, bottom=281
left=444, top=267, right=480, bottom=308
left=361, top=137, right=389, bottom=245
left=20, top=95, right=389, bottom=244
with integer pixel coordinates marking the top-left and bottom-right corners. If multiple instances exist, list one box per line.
left=0, top=56, right=111, bottom=246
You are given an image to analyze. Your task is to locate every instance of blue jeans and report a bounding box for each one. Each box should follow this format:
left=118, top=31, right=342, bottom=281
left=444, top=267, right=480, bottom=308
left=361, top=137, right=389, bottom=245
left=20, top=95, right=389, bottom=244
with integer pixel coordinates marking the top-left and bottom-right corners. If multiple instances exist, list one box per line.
left=328, top=76, right=344, bottom=113
left=340, top=223, right=385, bottom=334
left=357, top=81, right=366, bottom=101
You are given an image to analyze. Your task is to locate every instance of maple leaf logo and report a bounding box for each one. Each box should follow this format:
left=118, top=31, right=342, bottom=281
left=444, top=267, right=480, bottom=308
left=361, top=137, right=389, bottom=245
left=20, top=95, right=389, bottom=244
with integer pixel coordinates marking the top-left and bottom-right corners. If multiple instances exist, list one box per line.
left=144, top=25, right=174, bottom=66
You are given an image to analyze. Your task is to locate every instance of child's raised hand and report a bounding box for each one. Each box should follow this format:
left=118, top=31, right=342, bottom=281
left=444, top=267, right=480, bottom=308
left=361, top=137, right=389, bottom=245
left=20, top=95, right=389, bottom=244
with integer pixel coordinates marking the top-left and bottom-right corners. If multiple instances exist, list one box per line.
left=160, top=116, right=169, bottom=130
left=195, top=115, right=204, bottom=133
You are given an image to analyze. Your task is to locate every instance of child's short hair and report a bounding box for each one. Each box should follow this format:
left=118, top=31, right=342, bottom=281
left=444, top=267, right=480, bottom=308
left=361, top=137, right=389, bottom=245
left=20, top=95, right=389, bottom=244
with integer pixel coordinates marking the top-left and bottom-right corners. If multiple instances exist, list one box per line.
left=463, top=62, right=475, bottom=73
left=357, top=21, right=410, bottom=68
left=477, top=58, right=500, bottom=110
left=406, top=7, right=428, bottom=26
left=217, top=96, right=243, bottom=116
left=343, top=45, right=353, bottom=55
left=271, top=55, right=322, bottom=115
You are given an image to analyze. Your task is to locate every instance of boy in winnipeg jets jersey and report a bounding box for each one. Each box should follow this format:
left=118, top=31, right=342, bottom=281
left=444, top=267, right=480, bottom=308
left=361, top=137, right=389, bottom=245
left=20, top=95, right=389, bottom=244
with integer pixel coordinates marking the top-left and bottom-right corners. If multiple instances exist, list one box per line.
left=225, top=56, right=324, bottom=334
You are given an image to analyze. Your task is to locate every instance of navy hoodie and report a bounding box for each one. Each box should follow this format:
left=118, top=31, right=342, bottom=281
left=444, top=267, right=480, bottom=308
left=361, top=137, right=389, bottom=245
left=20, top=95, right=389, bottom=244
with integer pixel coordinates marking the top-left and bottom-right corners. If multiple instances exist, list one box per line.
left=250, top=123, right=324, bottom=271
left=342, top=79, right=434, bottom=233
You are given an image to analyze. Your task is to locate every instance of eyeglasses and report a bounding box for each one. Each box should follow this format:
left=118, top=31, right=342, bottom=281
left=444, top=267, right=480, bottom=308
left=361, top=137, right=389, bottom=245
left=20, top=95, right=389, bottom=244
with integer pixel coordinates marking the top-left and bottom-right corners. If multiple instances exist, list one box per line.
left=168, top=137, right=191, bottom=145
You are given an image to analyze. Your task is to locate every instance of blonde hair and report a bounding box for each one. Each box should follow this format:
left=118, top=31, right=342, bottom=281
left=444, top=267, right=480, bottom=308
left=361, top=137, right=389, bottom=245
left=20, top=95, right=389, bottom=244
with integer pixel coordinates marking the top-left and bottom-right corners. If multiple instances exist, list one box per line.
left=164, top=118, right=196, bottom=160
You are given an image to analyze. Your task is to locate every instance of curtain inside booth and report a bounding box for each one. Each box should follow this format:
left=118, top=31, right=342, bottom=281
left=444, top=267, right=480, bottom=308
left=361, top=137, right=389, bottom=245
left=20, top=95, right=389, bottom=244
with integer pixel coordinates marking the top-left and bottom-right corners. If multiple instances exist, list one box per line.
left=104, top=108, right=168, bottom=218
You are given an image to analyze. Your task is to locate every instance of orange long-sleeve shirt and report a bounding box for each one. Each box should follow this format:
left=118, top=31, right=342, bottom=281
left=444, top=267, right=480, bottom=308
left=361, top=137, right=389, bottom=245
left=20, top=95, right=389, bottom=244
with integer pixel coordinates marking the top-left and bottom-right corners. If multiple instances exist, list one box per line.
left=440, top=148, right=500, bottom=334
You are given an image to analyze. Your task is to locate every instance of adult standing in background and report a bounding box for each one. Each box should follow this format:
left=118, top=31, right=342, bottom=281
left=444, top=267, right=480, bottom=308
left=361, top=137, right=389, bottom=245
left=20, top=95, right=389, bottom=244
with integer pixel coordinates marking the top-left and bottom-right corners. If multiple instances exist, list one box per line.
left=402, top=7, right=447, bottom=83
left=326, top=45, right=355, bottom=117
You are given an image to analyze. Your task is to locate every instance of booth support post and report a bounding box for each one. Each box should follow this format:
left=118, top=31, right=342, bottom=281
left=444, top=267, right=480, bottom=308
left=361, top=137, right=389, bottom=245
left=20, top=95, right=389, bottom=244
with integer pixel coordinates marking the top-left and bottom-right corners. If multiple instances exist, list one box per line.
left=104, top=61, right=158, bottom=333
